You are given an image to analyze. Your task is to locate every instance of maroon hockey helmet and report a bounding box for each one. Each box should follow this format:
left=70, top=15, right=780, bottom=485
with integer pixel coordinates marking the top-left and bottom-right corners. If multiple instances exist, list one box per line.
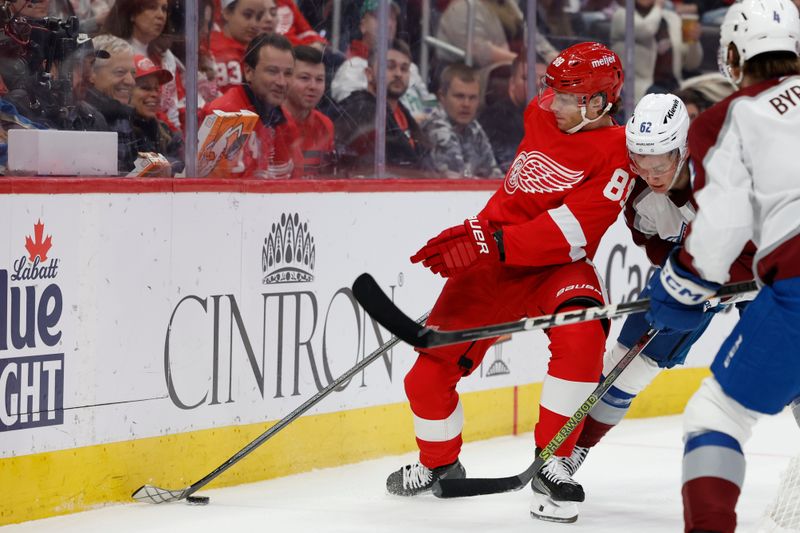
left=540, top=42, right=624, bottom=109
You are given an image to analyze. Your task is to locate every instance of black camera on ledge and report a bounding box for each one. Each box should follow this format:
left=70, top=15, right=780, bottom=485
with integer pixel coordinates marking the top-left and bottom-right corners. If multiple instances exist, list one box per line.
left=0, top=1, right=86, bottom=129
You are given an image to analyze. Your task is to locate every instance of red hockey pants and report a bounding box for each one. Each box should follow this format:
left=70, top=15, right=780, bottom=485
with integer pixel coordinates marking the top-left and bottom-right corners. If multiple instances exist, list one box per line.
left=404, top=260, right=608, bottom=468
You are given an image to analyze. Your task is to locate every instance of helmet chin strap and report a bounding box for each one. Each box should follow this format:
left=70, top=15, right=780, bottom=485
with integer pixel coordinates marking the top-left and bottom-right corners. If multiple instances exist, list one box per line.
left=565, top=103, right=613, bottom=134
left=719, top=47, right=744, bottom=89
left=722, top=62, right=744, bottom=89
left=667, top=153, right=689, bottom=191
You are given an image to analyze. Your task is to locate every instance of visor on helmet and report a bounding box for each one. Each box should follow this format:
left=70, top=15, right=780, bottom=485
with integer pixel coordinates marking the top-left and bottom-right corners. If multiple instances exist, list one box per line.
left=537, top=76, right=587, bottom=112
left=629, top=149, right=681, bottom=179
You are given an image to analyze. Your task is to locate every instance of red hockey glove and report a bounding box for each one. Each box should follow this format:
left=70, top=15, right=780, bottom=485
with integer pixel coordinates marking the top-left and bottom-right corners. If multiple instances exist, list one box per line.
left=410, top=216, right=503, bottom=277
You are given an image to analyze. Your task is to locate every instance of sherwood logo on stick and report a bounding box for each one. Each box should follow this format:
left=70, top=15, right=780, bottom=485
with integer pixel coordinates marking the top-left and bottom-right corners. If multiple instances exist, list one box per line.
left=0, top=219, right=65, bottom=432
left=262, top=213, right=316, bottom=284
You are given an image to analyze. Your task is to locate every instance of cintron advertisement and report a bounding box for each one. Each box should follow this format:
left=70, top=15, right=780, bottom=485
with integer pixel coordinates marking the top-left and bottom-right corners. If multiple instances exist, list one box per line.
left=0, top=182, right=738, bottom=524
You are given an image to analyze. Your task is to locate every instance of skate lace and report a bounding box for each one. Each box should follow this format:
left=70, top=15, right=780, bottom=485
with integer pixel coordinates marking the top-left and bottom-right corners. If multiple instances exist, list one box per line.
left=542, top=457, right=580, bottom=486
left=562, top=446, right=589, bottom=476
left=402, top=463, right=433, bottom=489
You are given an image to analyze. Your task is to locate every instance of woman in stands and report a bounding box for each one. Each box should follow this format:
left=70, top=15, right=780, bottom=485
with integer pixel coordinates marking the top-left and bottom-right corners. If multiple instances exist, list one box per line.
left=102, top=0, right=184, bottom=130
left=130, top=55, right=184, bottom=174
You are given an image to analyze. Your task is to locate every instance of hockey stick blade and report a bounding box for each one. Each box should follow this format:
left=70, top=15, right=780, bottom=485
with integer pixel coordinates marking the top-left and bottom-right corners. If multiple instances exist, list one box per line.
left=432, top=466, right=539, bottom=497
left=354, top=273, right=757, bottom=349
left=352, top=273, right=436, bottom=347
left=132, top=484, right=188, bottom=504
left=132, top=312, right=427, bottom=505
left=433, top=328, right=661, bottom=498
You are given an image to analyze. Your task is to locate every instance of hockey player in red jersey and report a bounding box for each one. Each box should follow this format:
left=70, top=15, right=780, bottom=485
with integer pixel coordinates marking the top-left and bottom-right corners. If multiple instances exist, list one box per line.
left=645, top=0, right=800, bottom=531
left=386, top=42, right=632, bottom=523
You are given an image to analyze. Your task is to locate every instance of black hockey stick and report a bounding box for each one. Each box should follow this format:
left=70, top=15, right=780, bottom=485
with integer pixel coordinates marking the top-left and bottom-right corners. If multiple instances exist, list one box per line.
left=352, top=273, right=758, bottom=349
left=433, top=327, right=659, bottom=498
left=132, top=312, right=428, bottom=505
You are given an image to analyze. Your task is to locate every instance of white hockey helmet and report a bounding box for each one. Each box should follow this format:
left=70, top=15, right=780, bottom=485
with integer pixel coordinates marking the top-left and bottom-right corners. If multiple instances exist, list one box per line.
left=626, top=93, right=689, bottom=158
left=719, top=0, right=800, bottom=85
left=626, top=93, right=690, bottom=190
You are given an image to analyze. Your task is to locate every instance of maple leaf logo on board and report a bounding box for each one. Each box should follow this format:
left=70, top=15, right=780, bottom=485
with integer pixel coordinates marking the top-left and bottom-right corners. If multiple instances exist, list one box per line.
left=25, top=219, right=53, bottom=262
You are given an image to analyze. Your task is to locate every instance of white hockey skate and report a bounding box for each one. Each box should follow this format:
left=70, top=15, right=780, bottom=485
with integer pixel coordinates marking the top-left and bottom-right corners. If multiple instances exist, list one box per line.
left=531, top=491, right=580, bottom=524
left=530, top=452, right=585, bottom=523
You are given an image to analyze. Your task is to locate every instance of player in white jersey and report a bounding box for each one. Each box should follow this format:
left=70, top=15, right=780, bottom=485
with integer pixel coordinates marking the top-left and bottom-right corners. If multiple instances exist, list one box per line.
left=562, top=93, right=755, bottom=477
left=645, top=0, right=800, bottom=530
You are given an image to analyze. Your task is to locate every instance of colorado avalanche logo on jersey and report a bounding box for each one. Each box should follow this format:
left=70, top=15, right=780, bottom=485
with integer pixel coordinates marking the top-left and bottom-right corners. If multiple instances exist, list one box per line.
left=504, top=151, right=585, bottom=194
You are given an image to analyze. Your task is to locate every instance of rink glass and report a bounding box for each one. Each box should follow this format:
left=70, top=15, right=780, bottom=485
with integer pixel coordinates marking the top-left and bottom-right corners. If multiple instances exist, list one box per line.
left=0, top=0, right=724, bottom=178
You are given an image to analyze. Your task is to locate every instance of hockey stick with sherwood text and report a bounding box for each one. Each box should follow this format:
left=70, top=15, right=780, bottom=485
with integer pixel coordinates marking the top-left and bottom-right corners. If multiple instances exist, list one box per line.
left=433, top=327, right=658, bottom=498
left=132, top=312, right=428, bottom=505
left=352, top=273, right=758, bottom=349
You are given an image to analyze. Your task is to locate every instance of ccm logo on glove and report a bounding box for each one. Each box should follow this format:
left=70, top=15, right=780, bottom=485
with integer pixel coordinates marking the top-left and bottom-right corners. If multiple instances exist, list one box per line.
left=645, top=251, right=721, bottom=332
left=660, top=259, right=716, bottom=305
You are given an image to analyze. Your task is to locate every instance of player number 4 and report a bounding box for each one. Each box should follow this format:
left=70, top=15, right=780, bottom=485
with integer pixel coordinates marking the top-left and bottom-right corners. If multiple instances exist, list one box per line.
left=603, top=168, right=634, bottom=207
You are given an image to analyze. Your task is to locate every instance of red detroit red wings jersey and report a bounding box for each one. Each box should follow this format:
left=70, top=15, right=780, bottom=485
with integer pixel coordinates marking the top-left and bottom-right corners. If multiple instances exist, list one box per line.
left=479, top=99, right=633, bottom=266
left=277, top=106, right=335, bottom=177
left=210, top=31, right=247, bottom=96
left=274, top=0, right=328, bottom=47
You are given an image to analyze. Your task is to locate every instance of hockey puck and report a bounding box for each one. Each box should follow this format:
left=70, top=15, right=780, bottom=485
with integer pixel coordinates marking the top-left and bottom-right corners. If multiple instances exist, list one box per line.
left=186, top=495, right=210, bottom=505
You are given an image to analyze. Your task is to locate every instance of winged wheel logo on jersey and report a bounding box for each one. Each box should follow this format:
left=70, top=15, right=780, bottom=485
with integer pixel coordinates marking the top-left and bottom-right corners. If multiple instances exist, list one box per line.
left=504, top=151, right=585, bottom=194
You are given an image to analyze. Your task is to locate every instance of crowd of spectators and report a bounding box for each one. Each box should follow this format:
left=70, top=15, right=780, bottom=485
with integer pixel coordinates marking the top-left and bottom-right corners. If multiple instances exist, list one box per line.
left=0, top=0, right=779, bottom=178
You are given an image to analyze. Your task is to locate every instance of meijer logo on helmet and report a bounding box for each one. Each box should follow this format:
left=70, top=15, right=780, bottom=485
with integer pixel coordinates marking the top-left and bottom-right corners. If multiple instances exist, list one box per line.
left=591, top=55, right=616, bottom=68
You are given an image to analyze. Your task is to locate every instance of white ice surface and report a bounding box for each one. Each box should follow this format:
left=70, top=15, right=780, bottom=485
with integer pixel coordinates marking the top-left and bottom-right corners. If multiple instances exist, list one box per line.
left=4, top=411, right=798, bottom=533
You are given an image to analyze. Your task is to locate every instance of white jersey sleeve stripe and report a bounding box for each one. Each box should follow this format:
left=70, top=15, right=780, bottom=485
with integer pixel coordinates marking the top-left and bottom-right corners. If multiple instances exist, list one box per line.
left=412, top=400, right=464, bottom=442
left=548, top=204, right=587, bottom=261
left=539, top=374, right=598, bottom=417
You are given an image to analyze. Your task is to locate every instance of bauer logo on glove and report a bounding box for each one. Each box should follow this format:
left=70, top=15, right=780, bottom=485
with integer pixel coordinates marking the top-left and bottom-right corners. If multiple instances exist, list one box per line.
left=410, top=216, right=504, bottom=278
left=467, top=217, right=491, bottom=255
